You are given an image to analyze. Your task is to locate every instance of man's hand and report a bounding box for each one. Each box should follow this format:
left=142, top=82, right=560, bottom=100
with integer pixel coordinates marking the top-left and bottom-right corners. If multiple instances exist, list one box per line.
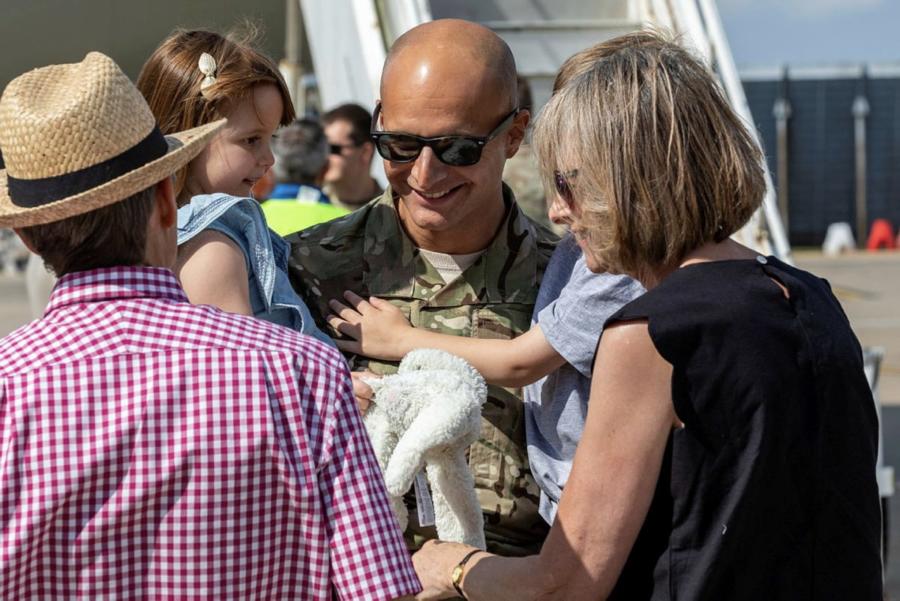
left=351, top=370, right=378, bottom=415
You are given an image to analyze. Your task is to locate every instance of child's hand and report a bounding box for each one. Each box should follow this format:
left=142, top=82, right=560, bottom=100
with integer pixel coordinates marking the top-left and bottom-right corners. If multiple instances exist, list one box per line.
left=328, top=291, right=412, bottom=360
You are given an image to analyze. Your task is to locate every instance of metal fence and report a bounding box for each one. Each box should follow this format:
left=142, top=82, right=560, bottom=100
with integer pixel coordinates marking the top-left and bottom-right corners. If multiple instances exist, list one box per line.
left=743, top=66, right=900, bottom=247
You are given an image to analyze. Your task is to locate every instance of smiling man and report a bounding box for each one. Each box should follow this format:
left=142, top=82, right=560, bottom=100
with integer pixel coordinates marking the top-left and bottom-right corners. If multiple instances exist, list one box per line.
left=287, top=19, right=557, bottom=556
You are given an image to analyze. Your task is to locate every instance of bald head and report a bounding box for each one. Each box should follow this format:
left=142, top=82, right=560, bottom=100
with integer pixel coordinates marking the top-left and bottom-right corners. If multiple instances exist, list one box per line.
left=374, top=20, right=530, bottom=255
left=381, top=19, right=518, bottom=114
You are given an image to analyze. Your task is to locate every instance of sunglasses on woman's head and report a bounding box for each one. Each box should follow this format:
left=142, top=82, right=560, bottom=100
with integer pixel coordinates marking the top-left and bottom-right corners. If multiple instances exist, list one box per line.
left=554, top=169, right=579, bottom=206
left=369, top=103, right=519, bottom=167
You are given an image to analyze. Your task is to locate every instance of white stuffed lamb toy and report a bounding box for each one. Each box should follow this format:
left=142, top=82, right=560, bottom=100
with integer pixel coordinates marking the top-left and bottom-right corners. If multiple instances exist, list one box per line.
left=364, top=348, right=488, bottom=549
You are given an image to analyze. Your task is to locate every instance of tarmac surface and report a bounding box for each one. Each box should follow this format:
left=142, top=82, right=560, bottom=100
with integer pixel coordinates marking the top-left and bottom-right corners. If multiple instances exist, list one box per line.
left=1, top=251, right=900, bottom=593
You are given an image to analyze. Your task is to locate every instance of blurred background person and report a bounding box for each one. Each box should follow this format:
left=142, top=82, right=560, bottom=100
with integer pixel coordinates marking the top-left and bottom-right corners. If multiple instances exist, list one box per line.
left=322, top=103, right=383, bottom=210
left=262, top=117, right=349, bottom=235
left=502, top=74, right=561, bottom=235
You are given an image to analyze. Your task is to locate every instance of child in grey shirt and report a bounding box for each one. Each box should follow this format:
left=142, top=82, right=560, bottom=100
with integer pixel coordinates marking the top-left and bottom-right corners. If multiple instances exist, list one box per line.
left=525, top=235, right=644, bottom=522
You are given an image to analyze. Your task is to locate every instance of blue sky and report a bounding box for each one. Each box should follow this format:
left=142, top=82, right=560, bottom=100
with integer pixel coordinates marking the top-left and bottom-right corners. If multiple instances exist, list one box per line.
left=718, top=0, right=900, bottom=68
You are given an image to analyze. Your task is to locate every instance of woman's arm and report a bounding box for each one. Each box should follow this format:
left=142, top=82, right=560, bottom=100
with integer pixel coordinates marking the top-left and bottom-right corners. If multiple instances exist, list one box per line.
left=412, top=320, right=676, bottom=601
left=328, top=291, right=565, bottom=387
left=175, top=229, right=253, bottom=316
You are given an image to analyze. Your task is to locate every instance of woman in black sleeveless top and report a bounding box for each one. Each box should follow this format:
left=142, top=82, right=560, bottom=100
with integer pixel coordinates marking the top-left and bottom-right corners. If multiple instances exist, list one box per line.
left=411, top=31, right=882, bottom=600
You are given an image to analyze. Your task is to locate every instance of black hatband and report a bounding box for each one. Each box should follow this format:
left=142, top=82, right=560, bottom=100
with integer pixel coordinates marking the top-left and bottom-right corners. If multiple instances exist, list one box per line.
left=7, top=126, right=168, bottom=208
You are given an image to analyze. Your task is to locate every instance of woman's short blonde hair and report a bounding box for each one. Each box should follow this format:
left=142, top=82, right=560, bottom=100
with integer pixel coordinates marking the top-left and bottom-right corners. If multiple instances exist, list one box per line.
left=534, top=31, right=765, bottom=276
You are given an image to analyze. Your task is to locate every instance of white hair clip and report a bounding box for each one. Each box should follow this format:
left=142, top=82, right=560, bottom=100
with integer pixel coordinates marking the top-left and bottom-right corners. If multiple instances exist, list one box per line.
left=198, top=52, right=217, bottom=96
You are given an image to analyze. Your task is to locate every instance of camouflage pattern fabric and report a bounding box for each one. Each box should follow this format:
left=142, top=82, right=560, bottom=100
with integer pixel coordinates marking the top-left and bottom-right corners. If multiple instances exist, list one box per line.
left=287, top=186, right=558, bottom=556
left=502, top=143, right=565, bottom=236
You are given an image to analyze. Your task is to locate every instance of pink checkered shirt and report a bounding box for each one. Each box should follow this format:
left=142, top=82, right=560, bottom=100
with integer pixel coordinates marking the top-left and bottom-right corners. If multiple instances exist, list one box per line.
left=0, top=267, right=420, bottom=600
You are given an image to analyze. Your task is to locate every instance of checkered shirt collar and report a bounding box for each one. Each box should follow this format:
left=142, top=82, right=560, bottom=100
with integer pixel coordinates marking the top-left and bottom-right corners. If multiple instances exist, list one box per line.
left=44, top=265, right=188, bottom=316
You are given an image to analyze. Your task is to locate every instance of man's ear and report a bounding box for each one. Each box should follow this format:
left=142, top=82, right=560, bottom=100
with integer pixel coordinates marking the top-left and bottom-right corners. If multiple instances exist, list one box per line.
left=154, top=177, right=178, bottom=229
left=505, top=109, right=531, bottom=159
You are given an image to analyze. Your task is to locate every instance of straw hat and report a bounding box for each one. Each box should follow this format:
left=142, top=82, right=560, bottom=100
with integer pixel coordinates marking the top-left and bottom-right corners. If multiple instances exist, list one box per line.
left=0, top=52, right=224, bottom=228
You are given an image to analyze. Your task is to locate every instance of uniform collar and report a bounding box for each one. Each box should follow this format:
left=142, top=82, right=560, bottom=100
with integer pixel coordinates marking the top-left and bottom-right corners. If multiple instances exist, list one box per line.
left=363, top=184, right=544, bottom=305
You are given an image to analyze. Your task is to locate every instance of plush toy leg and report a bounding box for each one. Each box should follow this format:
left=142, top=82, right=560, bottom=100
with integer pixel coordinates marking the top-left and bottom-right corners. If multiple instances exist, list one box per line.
left=390, top=493, right=409, bottom=532
left=383, top=405, right=464, bottom=498
left=426, top=449, right=486, bottom=549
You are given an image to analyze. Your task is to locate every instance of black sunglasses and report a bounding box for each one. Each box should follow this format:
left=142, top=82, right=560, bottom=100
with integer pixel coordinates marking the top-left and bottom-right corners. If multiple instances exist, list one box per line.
left=369, top=103, right=519, bottom=167
left=554, top=169, right=579, bottom=206
left=329, top=141, right=364, bottom=155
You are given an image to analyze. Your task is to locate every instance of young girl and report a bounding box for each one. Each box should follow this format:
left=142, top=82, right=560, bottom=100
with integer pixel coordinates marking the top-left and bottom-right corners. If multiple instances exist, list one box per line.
left=137, top=28, right=332, bottom=346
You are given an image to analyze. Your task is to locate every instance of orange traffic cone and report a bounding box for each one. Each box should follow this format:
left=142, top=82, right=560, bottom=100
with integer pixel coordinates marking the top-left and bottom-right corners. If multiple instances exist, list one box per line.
left=866, top=219, right=895, bottom=251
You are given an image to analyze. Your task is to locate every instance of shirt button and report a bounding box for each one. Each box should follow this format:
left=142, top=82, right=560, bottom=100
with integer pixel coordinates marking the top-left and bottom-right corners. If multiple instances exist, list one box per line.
left=756, top=255, right=768, bottom=264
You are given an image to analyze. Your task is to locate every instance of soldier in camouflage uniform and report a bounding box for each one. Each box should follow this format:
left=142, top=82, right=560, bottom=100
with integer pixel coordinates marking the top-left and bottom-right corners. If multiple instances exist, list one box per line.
left=287, top=19, right=558, bottom=557
left=502, top=75, right=563, bottom=236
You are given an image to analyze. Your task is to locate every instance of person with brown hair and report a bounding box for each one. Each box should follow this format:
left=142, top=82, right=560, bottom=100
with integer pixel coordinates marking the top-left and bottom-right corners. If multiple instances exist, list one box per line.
left=261, top=117, right=350, bottom=235
left=322, top=102, right=383, bottom=210
left=0, top=52, right=419, bottom=599
left=136, top=29, right=332, bottom=346
left=411, top=31, right=882, bottom=600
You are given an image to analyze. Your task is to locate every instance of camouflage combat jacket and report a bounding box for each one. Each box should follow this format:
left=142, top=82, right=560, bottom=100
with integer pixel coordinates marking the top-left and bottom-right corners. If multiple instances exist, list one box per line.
left=287, top=186, right=558, bottom=556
